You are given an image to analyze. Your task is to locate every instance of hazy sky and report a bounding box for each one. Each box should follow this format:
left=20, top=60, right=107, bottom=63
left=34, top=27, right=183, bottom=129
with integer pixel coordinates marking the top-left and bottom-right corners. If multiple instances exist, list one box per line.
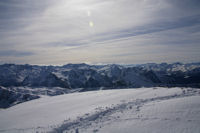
left=0, top=0, right=200, bottom=65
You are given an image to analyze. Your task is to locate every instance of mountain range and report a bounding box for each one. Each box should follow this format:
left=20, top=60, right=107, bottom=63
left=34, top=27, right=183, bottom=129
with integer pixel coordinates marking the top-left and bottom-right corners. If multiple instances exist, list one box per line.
left=0, top=62, right=200, bottom=108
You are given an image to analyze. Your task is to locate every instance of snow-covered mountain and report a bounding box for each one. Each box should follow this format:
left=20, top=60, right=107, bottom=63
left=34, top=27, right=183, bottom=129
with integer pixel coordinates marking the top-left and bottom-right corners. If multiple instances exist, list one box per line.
left=138, top=62, right=200, bottom=86
left=0, top=87, right=199, bottom=133
left=0, top=86, right=81, bottom=108
left=0, top=62, right=199, bottom=89
left=0, top=62, right=200, bottom=108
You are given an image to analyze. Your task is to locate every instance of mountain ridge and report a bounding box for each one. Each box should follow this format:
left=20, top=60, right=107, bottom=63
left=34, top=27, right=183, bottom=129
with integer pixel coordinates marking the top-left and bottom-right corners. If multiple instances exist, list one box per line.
left=0, top=62, right=200, bottom=88
left=0, top=62, right=200, bottom=108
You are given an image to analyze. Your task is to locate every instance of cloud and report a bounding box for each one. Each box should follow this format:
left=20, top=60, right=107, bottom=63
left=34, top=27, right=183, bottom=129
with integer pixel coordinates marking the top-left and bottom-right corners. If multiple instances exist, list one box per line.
left=0, top=0, right=200, bottom=65
left=92, top=14, right=200, bottom=43
left=0, top=50, right=34, bottom=57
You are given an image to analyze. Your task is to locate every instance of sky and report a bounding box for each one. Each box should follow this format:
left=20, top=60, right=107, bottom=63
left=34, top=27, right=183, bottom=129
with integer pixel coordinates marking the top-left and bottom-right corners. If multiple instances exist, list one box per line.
left=0, top=0, right=200, bottom=65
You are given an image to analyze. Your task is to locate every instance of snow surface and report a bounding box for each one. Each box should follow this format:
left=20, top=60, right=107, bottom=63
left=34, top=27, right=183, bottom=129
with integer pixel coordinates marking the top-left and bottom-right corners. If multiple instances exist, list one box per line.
left=0, top=87, right=200, bottom=133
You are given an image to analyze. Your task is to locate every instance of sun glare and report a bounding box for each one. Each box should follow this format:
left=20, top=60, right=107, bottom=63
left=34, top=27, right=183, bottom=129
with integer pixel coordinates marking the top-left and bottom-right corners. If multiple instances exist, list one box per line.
left=89, top=21, right=94, bottom=27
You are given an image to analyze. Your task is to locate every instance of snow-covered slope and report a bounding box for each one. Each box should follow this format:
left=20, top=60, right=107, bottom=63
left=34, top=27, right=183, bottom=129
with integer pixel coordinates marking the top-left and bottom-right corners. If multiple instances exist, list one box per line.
left=0, top=87, right=199, bottom=133
left=0, top=86, right=81, bottom=108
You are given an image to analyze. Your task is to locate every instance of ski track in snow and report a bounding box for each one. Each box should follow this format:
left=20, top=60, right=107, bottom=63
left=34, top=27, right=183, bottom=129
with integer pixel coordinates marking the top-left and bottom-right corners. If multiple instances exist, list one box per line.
left=0, top=87, right=199, bottom=133
left=51, top=88, right=200, bottom=133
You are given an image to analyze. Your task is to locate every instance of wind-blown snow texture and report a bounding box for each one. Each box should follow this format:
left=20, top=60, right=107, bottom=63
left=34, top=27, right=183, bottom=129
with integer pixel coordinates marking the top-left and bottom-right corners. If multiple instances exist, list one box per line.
left=0, top=87, right=199, bottom=133
left=0, top=62, right=200, bottom=108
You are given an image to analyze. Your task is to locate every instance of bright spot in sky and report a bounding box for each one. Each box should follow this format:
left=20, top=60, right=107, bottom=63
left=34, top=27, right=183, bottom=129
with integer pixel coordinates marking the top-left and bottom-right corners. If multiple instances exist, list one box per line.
left=87, top=11, right=91, bottom=17
left=0, top=0, right=200, bottom=65
left=89, top=21, right=94, bottom=27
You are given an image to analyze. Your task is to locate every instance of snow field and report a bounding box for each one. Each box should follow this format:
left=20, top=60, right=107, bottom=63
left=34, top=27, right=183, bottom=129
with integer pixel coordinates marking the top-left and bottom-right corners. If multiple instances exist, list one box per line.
left=0, top=87, right=199, bottom=133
